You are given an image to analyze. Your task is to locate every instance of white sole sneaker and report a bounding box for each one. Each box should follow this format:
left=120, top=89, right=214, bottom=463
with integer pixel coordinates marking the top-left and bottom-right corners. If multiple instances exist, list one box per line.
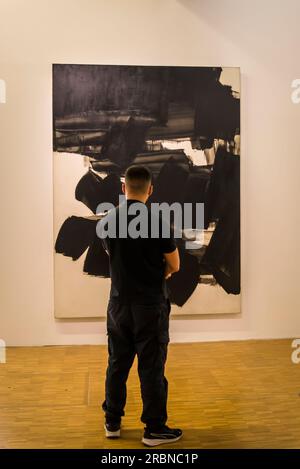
left=104, top=424, right=121, bottom=438
left=142, top=434, right=182, bottom=446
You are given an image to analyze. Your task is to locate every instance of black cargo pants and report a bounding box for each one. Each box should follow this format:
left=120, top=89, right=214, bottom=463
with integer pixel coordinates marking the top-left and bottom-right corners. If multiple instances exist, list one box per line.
left=102, top=297, right=171, bottom=430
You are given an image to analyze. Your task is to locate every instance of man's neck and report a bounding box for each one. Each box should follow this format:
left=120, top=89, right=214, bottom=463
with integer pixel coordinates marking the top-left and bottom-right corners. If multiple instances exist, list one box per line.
left=125, top=194, right=148, bottom=204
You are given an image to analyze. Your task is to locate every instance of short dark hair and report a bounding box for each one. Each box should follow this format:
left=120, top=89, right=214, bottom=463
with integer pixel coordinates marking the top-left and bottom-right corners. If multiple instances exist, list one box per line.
left=125, top=165, right=152, bottom=194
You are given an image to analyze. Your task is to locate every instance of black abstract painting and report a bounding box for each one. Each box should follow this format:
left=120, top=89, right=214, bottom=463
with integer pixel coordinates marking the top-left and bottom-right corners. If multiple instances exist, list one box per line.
left=53, top=64, right=240, bottom=317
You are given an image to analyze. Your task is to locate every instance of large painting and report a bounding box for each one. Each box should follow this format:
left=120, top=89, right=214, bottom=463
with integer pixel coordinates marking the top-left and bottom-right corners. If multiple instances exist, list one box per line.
left=53, top=64, right=240, bottom=318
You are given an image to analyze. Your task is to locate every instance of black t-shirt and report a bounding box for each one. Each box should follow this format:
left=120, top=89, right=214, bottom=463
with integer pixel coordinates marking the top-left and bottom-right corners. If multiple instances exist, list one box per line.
left=100, top=199, right=176, bottom=304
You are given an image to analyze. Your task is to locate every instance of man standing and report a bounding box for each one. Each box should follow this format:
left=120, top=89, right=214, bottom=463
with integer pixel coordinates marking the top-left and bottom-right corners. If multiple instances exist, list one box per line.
left=99, top=165, right=182, bottom=447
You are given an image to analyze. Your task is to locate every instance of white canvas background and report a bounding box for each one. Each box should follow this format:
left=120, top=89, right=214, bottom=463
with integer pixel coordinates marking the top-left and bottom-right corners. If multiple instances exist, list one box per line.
left=53, top=60, right=241, bottom=320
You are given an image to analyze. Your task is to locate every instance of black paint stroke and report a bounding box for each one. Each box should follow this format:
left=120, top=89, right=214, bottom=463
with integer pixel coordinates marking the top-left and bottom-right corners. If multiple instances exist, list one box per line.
left=75, top=170, right=104, bottom=214
left=55, top=216, right=96, bottom=261
left=75, top=171, right=122, bottom=213
left=203, top=147, right=240, bottom=294
left=83, top=234, right=110, bottom=277
left=167, top=247, right=200, bottom=307
left=150, top=155, right=191, bottom=205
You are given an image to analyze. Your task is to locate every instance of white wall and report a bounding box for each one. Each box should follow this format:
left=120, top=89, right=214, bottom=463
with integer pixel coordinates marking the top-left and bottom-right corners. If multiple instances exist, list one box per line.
left=0, top=0, right=299, bottom=345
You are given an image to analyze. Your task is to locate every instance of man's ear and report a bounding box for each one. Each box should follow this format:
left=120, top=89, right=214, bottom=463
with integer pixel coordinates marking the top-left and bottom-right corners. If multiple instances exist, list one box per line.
left=148, top=184, right=153, bottom=196
left=122, top=182, right=126, bottom=194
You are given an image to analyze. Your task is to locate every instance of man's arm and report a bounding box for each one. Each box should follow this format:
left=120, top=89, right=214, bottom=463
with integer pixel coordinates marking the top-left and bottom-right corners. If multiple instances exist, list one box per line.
left=158, top=214, right=179, bottom=279
left=96, top=212, right=111, bottom=256
left=164, top=248, right=180, bottom=279
left=102, top=239, right=109, bottom=256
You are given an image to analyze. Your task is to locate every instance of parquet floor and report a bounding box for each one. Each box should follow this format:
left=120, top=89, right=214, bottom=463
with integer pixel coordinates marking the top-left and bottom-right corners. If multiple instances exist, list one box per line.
left=0, top=340, right=300, bottom=448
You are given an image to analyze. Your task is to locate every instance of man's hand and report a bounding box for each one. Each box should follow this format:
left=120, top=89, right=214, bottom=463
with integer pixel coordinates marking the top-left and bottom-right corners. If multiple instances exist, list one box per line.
left=164, top=264, right=173, bottom=279
left=163, top=248, right=180, bottom=279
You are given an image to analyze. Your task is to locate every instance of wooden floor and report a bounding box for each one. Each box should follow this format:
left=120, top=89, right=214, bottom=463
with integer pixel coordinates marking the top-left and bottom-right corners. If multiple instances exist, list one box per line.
left=0, top=339, right=300, bottom=449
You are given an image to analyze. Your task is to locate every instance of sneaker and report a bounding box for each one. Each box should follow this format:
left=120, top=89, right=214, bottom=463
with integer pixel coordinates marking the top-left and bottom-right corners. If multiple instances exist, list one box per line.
left=142, top=425, right=183, bottom=446
left=104, top=422, right=121, bottom=438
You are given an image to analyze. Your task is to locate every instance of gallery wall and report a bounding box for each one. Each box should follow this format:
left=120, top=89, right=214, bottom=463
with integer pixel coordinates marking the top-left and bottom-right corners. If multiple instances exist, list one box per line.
left=0, top=0, right=299, bottom=345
